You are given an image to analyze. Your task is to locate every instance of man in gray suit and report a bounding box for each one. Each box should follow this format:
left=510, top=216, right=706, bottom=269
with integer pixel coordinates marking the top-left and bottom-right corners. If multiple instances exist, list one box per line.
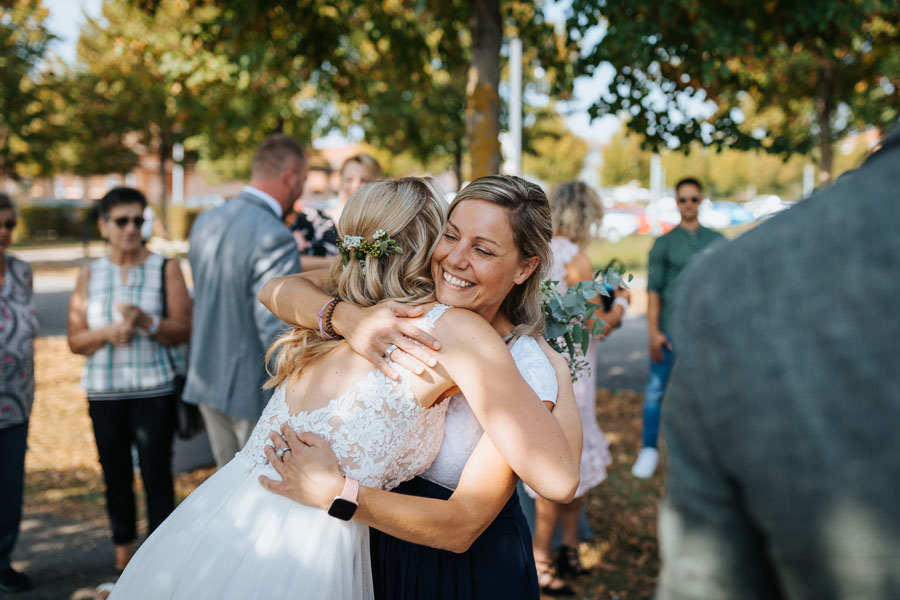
left=658, top=122, right=900, bottom=599
left=185, top=134, right=305, bottom=468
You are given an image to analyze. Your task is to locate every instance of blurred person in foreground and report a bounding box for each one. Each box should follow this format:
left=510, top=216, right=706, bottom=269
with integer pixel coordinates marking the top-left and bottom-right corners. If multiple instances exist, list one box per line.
left=631, top=177, right=725, bottom=479
left=658, top=123, right=900, bottom=599
left=67, top=187, right=192, bottom=571
left=527, top=181, right=629, bottom=595
left=0, top=194, right=39, bottom=593
left=184, top=134, right=304, bottom=468
left=292, top=153, right=383, bottom=271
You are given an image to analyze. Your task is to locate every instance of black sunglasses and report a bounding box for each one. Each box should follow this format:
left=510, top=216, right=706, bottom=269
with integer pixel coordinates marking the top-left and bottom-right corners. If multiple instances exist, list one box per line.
left=678, top=196, right=702, bottom=204
left=112, top=216, right=145, bottom=228
left=0, top=219, right=16, bottom=230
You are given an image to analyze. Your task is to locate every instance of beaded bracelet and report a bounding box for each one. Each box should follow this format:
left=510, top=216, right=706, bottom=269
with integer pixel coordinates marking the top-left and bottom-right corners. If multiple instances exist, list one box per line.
left=317, top=297, right=343, bottom=339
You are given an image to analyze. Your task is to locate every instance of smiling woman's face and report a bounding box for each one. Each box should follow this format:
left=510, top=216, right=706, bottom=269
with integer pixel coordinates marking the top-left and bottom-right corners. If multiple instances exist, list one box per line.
left=431, top=198, right=538, bottom=323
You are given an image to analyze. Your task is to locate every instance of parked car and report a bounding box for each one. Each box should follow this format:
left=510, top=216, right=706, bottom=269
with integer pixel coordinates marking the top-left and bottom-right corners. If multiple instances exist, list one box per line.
left=595, top=207, right=642, bottom=242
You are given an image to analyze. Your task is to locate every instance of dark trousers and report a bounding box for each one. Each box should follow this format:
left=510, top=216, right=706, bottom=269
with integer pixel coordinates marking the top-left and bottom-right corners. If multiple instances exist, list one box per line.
left=88, top=395, right=176, bottom=545
left=0, top=422, right=28, bottom=570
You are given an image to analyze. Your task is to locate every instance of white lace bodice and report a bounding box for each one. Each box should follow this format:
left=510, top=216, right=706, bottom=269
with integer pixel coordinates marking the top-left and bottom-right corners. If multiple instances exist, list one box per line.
left=549, top=236, right=580, bottom=293
left=420, top=335, right=558, bottom=490
left=238, top=304, right=451, bottom=490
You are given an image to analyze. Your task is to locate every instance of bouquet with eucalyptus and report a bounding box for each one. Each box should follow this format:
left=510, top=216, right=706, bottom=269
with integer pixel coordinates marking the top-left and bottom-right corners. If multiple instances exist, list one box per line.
left=541, top=266, right=632, bottom=381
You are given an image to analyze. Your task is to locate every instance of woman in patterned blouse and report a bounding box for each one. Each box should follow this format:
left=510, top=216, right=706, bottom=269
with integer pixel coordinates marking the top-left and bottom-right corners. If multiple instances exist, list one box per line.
left=291, top=153, right=383, bottom=271
left=0, top=193, right=39, bottom=593
left=67, top=188, right=192, bottom=572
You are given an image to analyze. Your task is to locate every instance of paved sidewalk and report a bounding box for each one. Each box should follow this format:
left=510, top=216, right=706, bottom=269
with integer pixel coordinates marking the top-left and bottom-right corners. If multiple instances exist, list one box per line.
left=9, top=511, right=119, bottom=600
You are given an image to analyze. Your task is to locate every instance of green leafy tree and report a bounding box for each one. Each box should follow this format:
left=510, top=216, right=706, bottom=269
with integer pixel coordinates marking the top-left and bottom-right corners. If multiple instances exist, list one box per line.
left=523, top=106, right=588, bottom=183
left=0, top=0, right=64, bottom=182
left=567, top=0, right=900, bottom=180
left=599, top=128, right=650, bottom=186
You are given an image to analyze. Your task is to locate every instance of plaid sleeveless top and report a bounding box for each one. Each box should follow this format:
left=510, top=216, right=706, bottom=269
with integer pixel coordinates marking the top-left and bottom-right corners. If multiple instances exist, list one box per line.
left=81, top=253, right=181, bottom=399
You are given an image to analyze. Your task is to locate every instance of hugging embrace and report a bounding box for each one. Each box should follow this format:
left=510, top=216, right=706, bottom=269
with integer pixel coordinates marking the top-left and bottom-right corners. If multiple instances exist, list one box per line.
left=110, top=175, right=582, bottom=599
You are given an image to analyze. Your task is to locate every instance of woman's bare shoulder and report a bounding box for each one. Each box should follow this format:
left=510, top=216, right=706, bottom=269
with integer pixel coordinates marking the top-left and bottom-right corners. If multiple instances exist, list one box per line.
left=430, top=307, right=500, bottom=348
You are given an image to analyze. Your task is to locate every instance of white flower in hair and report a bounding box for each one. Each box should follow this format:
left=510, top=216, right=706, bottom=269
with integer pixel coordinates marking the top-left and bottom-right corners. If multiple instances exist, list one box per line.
left=342, top=235, right=363, bottom=249
left=373, top=229, right=387, bottom=240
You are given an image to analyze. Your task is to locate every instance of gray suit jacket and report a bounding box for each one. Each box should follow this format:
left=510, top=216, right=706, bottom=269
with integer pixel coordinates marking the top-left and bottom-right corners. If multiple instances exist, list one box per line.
left=184, top=192, right=300, bottom=421
left=658, top=124, right=900, bottom=600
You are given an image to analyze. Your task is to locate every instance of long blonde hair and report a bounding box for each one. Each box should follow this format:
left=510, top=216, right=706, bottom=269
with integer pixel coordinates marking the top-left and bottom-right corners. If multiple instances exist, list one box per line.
left=265, top=177, right=447, bottom=388
left=450, top=175, right=552, bottom=338
left=550, top=181, right=603, bottom=246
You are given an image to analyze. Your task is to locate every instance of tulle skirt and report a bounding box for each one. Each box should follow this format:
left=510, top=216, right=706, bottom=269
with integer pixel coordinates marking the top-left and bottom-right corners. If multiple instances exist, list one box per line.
left=109, top=454, right=372, bottom=599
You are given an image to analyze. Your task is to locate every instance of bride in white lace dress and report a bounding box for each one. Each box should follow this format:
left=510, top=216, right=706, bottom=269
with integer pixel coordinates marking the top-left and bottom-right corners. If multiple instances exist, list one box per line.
left=110, top=178, right=579, bottom=599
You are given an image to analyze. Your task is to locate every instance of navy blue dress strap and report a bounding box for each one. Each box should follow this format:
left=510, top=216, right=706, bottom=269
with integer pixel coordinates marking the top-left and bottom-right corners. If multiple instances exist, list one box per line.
left=369, top=476, right=539, bottom=600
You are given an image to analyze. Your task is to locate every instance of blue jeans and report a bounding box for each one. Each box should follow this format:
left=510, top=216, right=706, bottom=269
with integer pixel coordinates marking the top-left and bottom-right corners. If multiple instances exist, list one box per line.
left=641, top=342, right=674, bottom=449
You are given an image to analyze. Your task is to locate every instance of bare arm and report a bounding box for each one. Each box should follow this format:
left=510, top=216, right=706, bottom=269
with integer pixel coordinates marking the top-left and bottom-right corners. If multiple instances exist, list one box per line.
left=67, top=266, right=123, bottom=355
left=258, top=272, right=440, bottom=379
left=299, top=255, right=336, bottom=272
left=535, top=336, right=583, bottom=466
left=427, top=311, right=579, bottom=502
left=648, top=291, right=671, bottom=362
left=262, top=344, right=578, bottom=552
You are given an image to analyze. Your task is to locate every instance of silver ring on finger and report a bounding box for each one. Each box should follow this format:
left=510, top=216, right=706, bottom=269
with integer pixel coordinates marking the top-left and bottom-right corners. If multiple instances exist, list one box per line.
left=276, top=446, right=291, bottom=460
left=385, top=344, right=398, bottom=357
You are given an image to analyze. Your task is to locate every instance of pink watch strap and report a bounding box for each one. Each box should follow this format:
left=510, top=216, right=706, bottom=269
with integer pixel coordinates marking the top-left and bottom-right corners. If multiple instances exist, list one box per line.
left=339, top=476, right=359, bottom=504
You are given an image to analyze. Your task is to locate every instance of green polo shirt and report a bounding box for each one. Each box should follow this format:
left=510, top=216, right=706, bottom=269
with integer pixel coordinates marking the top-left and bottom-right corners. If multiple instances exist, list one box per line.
left=647, top=225, right=726, bottom=336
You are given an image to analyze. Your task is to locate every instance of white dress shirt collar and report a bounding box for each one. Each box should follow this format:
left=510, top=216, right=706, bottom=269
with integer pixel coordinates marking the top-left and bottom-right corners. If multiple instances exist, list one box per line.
left=242, top=186, right=283, bottom=219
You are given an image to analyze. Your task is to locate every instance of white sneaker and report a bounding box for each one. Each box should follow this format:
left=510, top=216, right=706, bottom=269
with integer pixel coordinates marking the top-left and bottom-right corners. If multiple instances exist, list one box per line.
left=631, top=447, right=659, bottom=479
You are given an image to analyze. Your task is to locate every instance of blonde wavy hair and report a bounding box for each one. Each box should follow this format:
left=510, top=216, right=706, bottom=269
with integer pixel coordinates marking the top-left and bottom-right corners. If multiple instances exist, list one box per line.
left=450, top=175, right=552, bottom=338
left=265, top=177, right=447, bottom=388
left=550, top=181, right=603, bottom=247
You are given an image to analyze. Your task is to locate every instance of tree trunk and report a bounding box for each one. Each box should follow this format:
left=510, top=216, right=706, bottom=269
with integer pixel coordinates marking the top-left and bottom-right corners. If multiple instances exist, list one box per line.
left=157, top=133, right=169, bottom=232
left=815, top=59, right=834, bottom=183
left=453, top=143, right=464, bottom=190
left=466, top=0, right=502, bottom=179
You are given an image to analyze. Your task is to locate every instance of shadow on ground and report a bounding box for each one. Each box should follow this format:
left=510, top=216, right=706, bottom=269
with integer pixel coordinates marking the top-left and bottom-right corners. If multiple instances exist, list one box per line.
left=11, top=511, right=117, bottom=600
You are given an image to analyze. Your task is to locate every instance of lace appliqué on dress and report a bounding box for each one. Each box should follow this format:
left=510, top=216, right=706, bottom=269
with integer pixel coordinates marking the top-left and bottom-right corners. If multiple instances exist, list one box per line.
left=238, top=304, right=451, bottom=491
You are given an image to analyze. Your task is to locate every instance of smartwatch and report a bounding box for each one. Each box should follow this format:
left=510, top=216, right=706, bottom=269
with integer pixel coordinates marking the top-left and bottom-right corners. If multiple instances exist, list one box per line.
left=327, top=476, right=359, bottom=521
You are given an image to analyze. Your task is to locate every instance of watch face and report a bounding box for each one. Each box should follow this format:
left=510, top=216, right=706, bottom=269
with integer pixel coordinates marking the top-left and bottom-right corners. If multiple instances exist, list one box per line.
left=327, top=498, right=358, bottom=521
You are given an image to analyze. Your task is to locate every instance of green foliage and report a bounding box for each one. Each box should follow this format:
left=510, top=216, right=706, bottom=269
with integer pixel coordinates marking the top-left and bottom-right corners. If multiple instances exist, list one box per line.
left=16, top=204, right=98, bottom=240
left=0, top=0, right=66, bottom=180
left=523, top=105, right=589, bottom=183
left=567, top=0, right=900, bottom=176
left=600, top=125, right=829, bottom=201
left=600, top=128, right=650, bottom=186
left=542, top=267, right=632, bottom=380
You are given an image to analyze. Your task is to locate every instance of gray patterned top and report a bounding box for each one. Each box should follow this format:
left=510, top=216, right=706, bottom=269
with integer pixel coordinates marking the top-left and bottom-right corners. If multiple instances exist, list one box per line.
left=0, top=254, right=39, bottom=428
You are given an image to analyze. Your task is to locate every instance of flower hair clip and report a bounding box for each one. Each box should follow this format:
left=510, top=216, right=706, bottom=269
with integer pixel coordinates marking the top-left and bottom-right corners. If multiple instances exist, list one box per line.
left=337, top=229, right=403, bottom=271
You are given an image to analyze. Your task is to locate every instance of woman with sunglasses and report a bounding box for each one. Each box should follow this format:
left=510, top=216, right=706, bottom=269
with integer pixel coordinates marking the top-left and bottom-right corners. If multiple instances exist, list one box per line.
left=67, top=187, right=192, bottom=571
left=0, top=194, right=39, bottom=593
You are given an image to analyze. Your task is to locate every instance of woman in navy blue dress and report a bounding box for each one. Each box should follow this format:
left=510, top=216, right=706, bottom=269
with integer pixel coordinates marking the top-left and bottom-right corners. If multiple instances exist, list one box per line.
left=259, top=175, right=582, bottom=599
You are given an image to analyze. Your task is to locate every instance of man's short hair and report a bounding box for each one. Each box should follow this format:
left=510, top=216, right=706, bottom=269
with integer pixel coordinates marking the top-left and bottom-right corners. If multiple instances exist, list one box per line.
left=675, top=177, right=703, bottom=194
left=251, top=134, right=307, bottom=180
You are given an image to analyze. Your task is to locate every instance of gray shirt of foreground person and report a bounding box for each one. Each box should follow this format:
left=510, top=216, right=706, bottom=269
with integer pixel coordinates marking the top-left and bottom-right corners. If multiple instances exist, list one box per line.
left=658, top=122, right=900, bottom=600
left=184, top=191, right=300, bottom=421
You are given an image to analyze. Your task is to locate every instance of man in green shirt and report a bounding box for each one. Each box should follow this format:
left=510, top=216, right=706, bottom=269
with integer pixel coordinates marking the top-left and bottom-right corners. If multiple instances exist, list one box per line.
left=631, top=178, right=725, bottom=478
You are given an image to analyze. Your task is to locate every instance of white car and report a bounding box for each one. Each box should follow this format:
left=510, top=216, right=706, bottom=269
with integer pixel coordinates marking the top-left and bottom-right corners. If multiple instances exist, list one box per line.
left=596, top=210, right=641, bottom=242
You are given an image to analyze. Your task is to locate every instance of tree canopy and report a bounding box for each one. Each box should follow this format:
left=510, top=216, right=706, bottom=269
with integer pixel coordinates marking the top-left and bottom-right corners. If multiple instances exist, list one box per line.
left=567, top=0, right=900, bottom=179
